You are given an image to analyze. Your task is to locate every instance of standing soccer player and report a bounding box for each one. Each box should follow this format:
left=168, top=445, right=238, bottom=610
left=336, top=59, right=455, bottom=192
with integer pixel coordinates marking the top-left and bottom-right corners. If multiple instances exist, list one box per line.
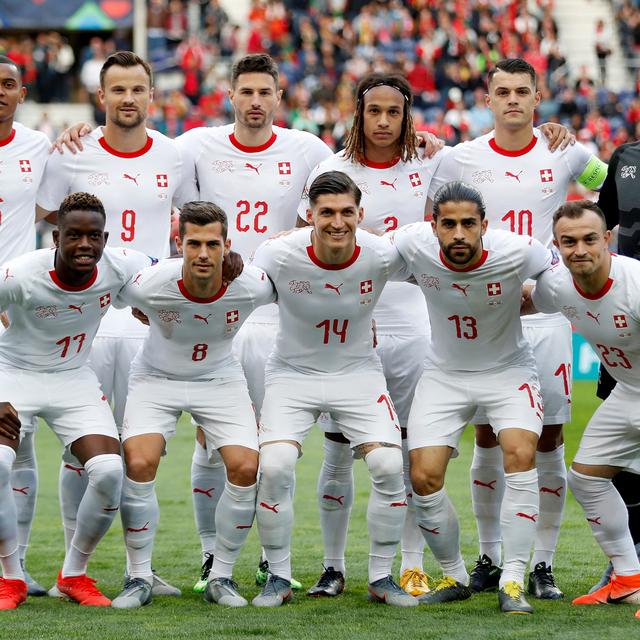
left=108, top=202, right=275, bottom=609
left=298, top=72, right=442, bottom=597
left=0, top=192, right=152, bottom=609
left=0, top=55, right=50, bottom=597
left=528, top=200, right=640, bottom=610
left=428, top=58, right=608, bottom=598
left=394, top=181, right=553, bottom=614
left=251, top=171, right=416, bottom=608
left=37, top=51, right=195, bottom=597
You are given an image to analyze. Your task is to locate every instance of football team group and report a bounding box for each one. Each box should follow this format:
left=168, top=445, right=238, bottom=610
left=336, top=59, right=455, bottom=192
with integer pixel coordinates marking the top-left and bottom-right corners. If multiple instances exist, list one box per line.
left=0, top=47, right=638, bottom=618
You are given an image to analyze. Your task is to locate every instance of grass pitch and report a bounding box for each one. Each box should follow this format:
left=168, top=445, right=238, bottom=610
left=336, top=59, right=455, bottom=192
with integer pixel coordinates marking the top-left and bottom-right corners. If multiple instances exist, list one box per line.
left=4, top=381, right=639, bottom=638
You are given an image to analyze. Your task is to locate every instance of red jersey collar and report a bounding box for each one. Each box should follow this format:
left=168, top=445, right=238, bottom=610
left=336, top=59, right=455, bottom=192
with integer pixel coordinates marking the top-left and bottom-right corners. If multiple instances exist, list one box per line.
left=306, top=243, right=361, bottom=270
left=439, top=248, right=489, bottom=272
left=572, top=276, right=614, bottom=300
left=178, top=278, right=227, bottom=303
left=488, top=134, right=537, bottom=157
left=99, top=134, right=153, bottom=158
left=362, top=156, right=401, bottom=169
left=229, top=131, right=277, bottom=153
left=49, top=267, right=98, bottom=291
left=0, top=129, right=16, bottom=147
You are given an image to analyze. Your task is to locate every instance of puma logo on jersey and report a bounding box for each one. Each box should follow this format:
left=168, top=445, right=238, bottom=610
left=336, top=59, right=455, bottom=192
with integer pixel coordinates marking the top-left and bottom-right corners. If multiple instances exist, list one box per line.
left=586, top=311, right=601, bottom=324
left=68, top=303, right=85, bottom=314
left=194, top=314, right=212, bottom=324
left=324, top=283, right=343, bottom=295
left=123, top=173, right=140, bottom=185
left=12, top=486, right=29, bottom=495
left=64, top=464, right=83, bottom=476
left=473, top=479, right=497, bottom=490
left=323, top=494, right=345, bottom=506
left=193, top=487, right=215, bottom=498
left=245, top=162, right=262, bottom=174
left=505, top=170, right=523, bottom=182
left=452, top=283, right=470, bottom=296
left=127, top=521, right=150, bottom=533
left=390, top=500, right=408, bottom=507
left=540, top=486, right=563, bottom=497
left=380, top=178, right=398, bottom=190
left=516, top=512, right=538, bottom=522
left=418, top=524, right=440, bottom=535
left=587, top=516, right=601, bottom=525
left=259, top=501, right=279, bottom=513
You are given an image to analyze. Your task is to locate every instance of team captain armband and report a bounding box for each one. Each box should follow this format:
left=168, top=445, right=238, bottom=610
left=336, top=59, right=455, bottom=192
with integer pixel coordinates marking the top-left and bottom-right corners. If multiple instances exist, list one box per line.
left=577, top=156, right=608, bottom=190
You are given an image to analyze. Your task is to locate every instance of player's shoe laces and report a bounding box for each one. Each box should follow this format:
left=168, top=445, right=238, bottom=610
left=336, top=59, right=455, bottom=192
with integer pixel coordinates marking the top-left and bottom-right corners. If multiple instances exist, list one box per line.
left=368, top=575, right=419, bottom=607
left=0, top=577, right=27, bottom=610
left=400, top=567, right=431, bottom=597
left=150, top=569, right=181, bottom=597
left=499, top=581, right=533, bottom=614
left=469, top=554, right=501, bottom=592
left=307, top=566, right=345, bottom=597
left=111, top=577, right=152, bottom=609
left=252, top=574, right=293, bottom=607
left=255, top=558, right=302, bottom=590
left=573, top=572, right=640, bottom=605
left=20, top=559, right=47, bottom=597
left=204, top=577, right=248, bottom=607
left=193, top=553, right=214, bottom=593
left=56, top=571, right=111, bottom=606
left=527, top=562, right=564, bottom=599
left=417, top=576, right=472, bottom=605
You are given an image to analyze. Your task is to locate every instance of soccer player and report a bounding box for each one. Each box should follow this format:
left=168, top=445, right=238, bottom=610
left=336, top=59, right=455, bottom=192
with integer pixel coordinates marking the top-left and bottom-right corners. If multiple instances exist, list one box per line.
left=108, top=202, right=274, bottom=609
left=394, top=181, right=553, bottom=614
left=250, top=170, right=416, bottom=608
left=428, top=58, right=608, bottom=598
left=0, top=192, right=153, bottom=609
left=37, top=51, right=195, bottom=597
left=527, top=200, right=640, bottom=608
left=0, top=55, right=50, bottom=596
left=297, top=72, right=441, bottom=597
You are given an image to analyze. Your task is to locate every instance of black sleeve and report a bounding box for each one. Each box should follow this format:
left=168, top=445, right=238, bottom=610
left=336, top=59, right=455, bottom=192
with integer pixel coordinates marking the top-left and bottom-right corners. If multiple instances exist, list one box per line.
left=597, top=147, right=621, bottom=230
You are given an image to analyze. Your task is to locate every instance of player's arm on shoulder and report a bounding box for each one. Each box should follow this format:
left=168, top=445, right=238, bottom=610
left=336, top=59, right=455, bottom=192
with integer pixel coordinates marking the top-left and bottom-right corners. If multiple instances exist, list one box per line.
left=384, top=229, right=416, bottom=283
left=530, top=268, right=560, bottom=315
left=246, top=265, right=277, bottom=306
left=50, top=121, right=92, bottom=154
left=538, top=122, right=575, bottom=152
left=521, top=235, right=554, bottom=280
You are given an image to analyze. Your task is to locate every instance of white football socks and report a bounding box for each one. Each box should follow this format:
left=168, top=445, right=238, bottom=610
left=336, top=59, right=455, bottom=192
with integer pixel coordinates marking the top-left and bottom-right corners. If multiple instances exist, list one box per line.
left=58, top=450, right=88, bottom=552
left=62, top=453, right=123, bottom=577
left=120, top=476, right=158, bottom=583
left=0, top=445, right=23, bottom=581
left=400, top=439, right=425, bottom=574
left=532, top=445, right=566, bottom=568
left=191, top=441, right=226, bottom=561
left=470, top=444, right=504, bottom=566
left=500, top=468, right=538, bottom=587
left=211, top=482, right=257, bottom=580
left=317, top=438, right=354, bottom=574
left=413, top=487, right=468, bottom=585
left=11, top=431, right=38, bottom=562
left=568, top=468, right=640, bottom=576
left=365, top=447, right=405, bottom=583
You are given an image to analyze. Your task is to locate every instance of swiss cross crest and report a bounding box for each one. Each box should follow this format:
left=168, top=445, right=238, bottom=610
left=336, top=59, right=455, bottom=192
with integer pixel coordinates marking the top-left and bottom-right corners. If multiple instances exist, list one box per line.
left=278, top=161, right=291, bottom=175
left=487, top=282, right=502, bottom=296
left=226, top=309, right=239, bottom=324
left=360, top=279, right=373, bottom=295
left=99, top=293, right=111, bottom=308
left=539, top=168, right=553, bottom=183
left=156, top=174, right=168, bottom=188
left=614, top=314, right=628, bottom=328
left=409, top=172, right=422, bottom=187
left=19, top=159, right=31, bottom=173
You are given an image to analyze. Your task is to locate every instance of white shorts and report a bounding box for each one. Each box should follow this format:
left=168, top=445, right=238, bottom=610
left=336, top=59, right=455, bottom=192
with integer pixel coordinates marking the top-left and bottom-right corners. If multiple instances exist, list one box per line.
left=89, top=335, right=144, bottom=427
left=122, top=376, right=258, bottom=457
left=473, top=317, right=572, bottom=426
left=408, top=365, right=543, bottom=455
left=259, top=371, right=401, bottom=452
left=573, top=383, right=640, bottom=474
left=0, top=365, right=118, bottom=448
left=232, top=321, right=277, bottom=417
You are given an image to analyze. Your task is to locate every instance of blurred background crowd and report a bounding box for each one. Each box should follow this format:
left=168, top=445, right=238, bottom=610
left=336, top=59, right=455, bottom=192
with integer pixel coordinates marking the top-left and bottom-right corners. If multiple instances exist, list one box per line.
left=2, top=0, right=640, bottom=162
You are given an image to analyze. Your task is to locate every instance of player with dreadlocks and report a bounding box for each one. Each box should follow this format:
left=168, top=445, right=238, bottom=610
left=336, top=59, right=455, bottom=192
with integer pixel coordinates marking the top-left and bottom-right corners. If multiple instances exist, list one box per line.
left=297, top=71, right=446, bottom=599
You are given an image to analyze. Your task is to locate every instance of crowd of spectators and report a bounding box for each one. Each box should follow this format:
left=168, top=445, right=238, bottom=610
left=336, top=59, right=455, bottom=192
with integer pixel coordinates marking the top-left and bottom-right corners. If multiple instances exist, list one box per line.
left=3, top=0, right=640, bottom=163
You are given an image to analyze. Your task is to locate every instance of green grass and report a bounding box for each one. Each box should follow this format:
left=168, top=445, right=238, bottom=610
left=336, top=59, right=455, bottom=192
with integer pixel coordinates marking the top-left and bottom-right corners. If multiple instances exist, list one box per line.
left=5, top=381, right=638, bottom=638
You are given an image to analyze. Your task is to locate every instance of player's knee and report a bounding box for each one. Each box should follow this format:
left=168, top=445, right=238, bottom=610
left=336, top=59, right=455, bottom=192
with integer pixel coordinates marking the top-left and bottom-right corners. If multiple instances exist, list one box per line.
left=86, top=454, right=123, bottom=505
left=502, top=443, right=536, bottom=473
left=125, top=451, right=159, bottom=482
left=365, top=446, right=403, bottom=483
left=259, top=442, right=298, bottom=492
left=226, top=458, right=258, bottom=487
left=410, top=466, right=444, bottom=496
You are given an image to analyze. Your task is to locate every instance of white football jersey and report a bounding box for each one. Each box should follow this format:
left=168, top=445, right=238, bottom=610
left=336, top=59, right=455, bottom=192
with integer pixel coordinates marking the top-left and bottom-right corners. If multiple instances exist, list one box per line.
left=37, top=127, right=197, bottom=338
left=299, top=149, right=447, bottom=335
left=0, top=247, right=152, bottom=372
left=120, top=260, right=275, bottom=381
left=428, top=129, right=600, bottom=248
left=393, top=225, right=552, bottom=372
left=0, top=123, right=49, bottom=263
left=533, top=254, right=640, bottom=388
left=252, top=227, right=410, bottom=376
